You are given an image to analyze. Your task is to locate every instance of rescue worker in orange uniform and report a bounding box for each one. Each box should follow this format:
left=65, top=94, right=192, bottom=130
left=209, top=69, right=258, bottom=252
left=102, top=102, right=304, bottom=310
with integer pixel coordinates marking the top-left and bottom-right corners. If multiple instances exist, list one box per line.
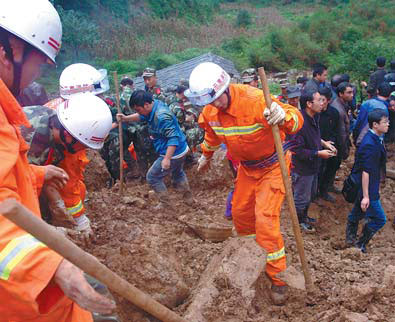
left=42, top=63, right=113, bottom=242
left=0, top=1, right=116, bottom=320
left=185, top=62, right=304, bottom=305
left=22, top=94, right=113, bottom=244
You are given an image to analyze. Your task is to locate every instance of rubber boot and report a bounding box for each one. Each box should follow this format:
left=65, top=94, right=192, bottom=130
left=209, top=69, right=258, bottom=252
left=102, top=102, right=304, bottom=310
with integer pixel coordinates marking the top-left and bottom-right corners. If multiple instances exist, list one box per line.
left=345, top=220, right=358, bottom=246
left=270, top=284, right=288, bottom=306
left=356, top=225, right=376, bottom=253
left=175, top=180, right=195, bottom=206
left=297, top=208, right=315, bottom=232
left=304, top=205, right=316, bottom=224
left=153, top=191, right=173, bottom=211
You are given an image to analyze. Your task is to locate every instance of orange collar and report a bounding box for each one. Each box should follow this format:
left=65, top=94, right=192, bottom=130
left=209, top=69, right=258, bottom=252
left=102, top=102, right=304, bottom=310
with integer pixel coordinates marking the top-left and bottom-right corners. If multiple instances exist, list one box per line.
left=0, top=78, right=30, bottom=127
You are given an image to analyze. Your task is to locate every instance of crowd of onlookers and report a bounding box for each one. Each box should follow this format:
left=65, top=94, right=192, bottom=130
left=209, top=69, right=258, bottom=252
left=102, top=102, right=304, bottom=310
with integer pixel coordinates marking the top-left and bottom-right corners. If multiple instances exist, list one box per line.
left=281, top=57, right=394, bottom=253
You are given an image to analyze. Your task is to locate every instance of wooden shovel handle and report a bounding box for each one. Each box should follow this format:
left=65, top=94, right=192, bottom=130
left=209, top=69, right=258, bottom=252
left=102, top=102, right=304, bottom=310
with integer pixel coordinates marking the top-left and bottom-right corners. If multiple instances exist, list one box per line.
left=0, top=199, right=186, bottom=322
left=258, top=67, right=314, bottom=291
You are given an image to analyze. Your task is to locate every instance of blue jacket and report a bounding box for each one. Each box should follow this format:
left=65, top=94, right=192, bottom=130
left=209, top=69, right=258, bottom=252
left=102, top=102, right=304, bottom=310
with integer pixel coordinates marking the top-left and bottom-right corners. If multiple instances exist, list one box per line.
left=351, top=130, right=386, bottom=200
left=353, top=97, right=388, bottom=145
left=140, top=100, right=188, bottom=157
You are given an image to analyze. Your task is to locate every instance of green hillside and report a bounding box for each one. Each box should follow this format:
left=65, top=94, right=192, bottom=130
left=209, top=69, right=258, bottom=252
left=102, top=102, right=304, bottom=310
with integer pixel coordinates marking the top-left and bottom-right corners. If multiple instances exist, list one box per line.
left=42, top=0, right=395, bottom=92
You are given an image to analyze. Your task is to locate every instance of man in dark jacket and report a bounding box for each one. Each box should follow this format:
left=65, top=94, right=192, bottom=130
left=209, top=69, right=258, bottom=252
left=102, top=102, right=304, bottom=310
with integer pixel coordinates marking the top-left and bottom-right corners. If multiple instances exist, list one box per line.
left=369, top=57, right=387, bottom=92
left=291, top=90, right=336, bottom=231
left=345, top=109, right=388, bottom=253
left=318, top=87, right=340, bottom=202
left=303, top=63, right=328, bottom=95
left=332, top=82, right=354, bottom=161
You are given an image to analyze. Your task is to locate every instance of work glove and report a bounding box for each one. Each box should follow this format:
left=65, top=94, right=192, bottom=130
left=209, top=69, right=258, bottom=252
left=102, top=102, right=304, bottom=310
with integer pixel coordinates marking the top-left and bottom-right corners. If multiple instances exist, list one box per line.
left=49, top=199, right=77, bottom=229
left=197, top=154, right=211, bottom=172
left=55, top=226, right=81, bottom=239
left=263, top=102, right=286, bottom=126
left=74, top=214, right=94, bottom=245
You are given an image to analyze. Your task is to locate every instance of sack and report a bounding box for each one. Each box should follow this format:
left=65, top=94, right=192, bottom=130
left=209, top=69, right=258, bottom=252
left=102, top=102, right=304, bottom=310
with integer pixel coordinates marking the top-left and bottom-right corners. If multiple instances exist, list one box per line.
left=342, top=174, right=359, bottom=203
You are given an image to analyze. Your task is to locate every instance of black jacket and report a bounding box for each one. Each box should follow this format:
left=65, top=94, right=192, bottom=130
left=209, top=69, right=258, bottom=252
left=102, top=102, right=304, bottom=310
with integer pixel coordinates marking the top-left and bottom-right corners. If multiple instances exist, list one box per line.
left=319, top=104, right=340, bottom=147
left=369, top=68, right=387, bottom=91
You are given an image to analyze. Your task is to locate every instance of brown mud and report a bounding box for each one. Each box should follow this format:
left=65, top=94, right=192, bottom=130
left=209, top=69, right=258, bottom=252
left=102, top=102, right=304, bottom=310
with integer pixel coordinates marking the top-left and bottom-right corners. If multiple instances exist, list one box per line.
left=83, top=145, right=395, bottom=322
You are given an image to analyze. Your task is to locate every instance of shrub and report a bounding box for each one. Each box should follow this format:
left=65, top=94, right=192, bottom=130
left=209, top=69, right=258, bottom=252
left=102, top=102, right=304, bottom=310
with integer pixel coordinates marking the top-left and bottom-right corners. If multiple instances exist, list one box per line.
left=236, top=9, right=252, bottom=28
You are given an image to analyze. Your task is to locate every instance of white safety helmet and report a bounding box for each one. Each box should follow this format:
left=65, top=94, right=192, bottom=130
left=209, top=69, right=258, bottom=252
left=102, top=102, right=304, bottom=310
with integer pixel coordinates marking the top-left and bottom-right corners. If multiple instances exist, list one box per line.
left=0, top=0, right=62, bottom=64
left=59, top=63, right=110, bottom=99
left=56, top=93, right=112, bottom=150
left=184, top=62, right=230, bottom=106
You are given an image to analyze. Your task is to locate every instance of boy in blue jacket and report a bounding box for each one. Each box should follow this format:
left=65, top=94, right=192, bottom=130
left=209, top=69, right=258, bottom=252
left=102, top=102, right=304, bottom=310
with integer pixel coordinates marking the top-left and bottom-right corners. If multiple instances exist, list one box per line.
left=117, top=90, right=192, bottom=209
left=346, top=108, right=388, bottom=252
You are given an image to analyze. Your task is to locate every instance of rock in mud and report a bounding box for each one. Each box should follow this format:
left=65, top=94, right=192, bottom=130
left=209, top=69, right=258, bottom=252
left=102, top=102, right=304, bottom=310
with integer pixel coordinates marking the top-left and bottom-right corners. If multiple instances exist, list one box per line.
left=184, top=237, right=266, bottom=322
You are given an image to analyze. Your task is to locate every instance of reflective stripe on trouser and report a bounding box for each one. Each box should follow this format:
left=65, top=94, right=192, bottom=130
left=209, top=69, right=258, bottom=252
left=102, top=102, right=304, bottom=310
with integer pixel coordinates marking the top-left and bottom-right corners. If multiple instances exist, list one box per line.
left=232, top=154, right=290, bottom=286
left=0, top=234, right=45, bottom=280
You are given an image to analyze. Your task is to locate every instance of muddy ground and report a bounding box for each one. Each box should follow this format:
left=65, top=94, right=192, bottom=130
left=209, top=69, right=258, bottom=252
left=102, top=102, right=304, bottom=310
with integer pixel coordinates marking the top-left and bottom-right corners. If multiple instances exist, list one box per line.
left=83, top=145, right=395, bottom=322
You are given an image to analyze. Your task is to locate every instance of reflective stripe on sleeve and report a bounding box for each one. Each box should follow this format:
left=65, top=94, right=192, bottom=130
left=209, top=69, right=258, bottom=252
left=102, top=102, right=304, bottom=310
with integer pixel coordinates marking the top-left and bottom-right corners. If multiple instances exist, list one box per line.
left=211, top=123, right=264, bottom=137
left=291, top=113, right=299, bottom=132
left=203, top=141, right=221, bottom=151
left=0, top=235, right=45, bottom=280
left=66, top=200, right=83, bottom=216
left=241, top=234, right=256, bottom=239
left=266, top=247, right=285, bottom=262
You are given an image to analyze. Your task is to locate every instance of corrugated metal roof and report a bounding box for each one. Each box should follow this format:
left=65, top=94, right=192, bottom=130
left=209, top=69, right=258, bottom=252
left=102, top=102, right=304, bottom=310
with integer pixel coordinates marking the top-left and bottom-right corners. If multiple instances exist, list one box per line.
left=133, top=52, right=240, bottom=90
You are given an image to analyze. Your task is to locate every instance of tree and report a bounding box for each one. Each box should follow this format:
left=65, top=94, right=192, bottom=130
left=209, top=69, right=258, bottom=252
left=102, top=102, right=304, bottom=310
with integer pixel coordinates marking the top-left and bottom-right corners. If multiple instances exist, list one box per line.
left=236, top=9, right=252, bottom=28
left=57, top=7, right=99, bottom=61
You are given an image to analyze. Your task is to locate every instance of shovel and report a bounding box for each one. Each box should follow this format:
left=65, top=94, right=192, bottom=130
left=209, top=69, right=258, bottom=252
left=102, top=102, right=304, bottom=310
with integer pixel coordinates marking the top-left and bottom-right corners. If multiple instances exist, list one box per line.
left=0, top=198, right=186, bottom=322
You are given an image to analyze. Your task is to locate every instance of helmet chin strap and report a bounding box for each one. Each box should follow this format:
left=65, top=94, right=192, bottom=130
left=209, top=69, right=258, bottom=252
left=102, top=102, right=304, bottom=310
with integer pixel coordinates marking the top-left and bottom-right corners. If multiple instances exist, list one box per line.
left=10, top=61, right=23, bottom=96
left=10, top=42, right=33, bottom=97
left=224, top=88, right=231, bottom=108
left=59, top=128, right=77, bottom=154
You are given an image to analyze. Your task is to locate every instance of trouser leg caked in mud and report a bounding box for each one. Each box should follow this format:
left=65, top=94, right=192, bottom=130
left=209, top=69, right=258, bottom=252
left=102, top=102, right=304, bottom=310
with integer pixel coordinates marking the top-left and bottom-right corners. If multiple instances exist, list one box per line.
left=232, top=155, right=290, bottom=286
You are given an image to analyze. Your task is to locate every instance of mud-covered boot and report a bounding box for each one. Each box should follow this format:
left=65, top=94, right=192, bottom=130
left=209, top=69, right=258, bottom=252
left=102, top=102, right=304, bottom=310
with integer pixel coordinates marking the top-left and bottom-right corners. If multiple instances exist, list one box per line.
left=345, top=220, right=358, bottom=246
left=106, top=176, right=116, bottom=188
left=270, top=284, right=288, bottom=306
left=356, top=225, right=375, bottom=253
left=153, top=192, right=173, bottom=211
left=175, top=181, right=195, bottom=206
left=304, top=206, right=316, bottom=224
left=297, top=208, right=315, bottom=233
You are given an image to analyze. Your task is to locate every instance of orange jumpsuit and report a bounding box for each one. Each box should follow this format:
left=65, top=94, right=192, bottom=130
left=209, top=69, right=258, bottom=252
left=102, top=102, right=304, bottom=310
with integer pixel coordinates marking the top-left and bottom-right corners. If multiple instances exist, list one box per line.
left=199, top=84, right=303, bottom=285
left=45, top=98, right=89, bottom=220
left=0, top=79, right=92, bottom=321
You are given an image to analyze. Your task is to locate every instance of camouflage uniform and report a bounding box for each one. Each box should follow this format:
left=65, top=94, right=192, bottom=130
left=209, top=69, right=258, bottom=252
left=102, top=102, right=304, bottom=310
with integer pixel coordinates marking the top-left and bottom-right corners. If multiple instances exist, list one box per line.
left=169, top=99, right=204, bottom=149
left=146, top=84, right=167, bottom=102
left=120, top=86, right=133, bottom=114
left=21, top=105, right=65, bottom=165
left=99, top=96, right=141, bottom=181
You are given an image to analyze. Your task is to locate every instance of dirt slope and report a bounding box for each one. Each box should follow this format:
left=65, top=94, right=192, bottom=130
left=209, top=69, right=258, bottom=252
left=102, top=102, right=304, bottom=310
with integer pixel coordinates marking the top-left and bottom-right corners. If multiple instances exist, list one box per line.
left=83, top=147, right=395, bottom=322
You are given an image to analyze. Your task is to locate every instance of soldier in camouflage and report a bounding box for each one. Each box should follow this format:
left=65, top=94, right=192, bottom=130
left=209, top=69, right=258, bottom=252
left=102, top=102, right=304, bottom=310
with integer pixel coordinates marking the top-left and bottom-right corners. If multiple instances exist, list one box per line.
left=120, top=76, right=134, bottom=113
left=143, top=67, right=167, bottom=102
left=168, top=85, right=204, bottom=151
left=22, top=106, right=66, bottom=166
left=99, top=94, right=142, bottom=185
left=277, top=79, right=289, bottom=103
left=241, top=68, right=259, bottom=88
left=100, top=76, right=158, bottom=184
